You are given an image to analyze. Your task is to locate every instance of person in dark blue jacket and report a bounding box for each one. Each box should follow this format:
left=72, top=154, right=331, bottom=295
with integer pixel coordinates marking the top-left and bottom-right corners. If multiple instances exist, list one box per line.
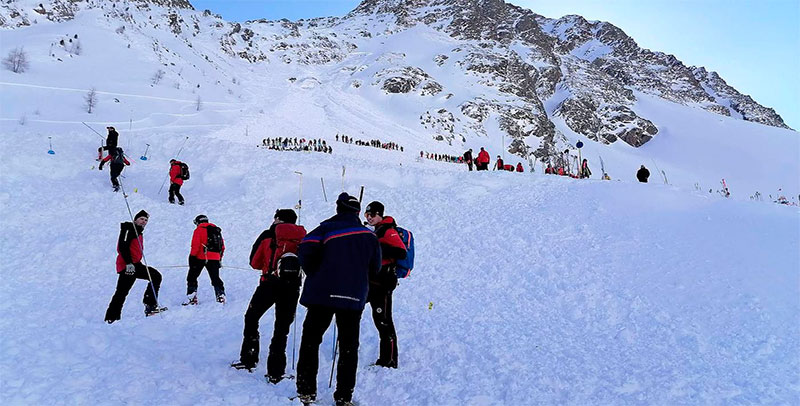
left=295, top=193, right=381, bottom=406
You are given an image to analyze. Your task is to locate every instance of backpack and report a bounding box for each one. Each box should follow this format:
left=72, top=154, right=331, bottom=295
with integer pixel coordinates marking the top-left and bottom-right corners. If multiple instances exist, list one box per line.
left=111, top=148, right=125, bottom=165
left=395, top=226, right=415, bottom=278
left=204, top=225, right=223, bottom=253
left=179, top=162, right=190, bottom=180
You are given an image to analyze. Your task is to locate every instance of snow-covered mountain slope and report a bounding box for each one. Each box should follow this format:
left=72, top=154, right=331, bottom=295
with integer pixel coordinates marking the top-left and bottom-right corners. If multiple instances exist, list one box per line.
left=0, top=2, right=799, bottom=404
left=1, top=106, right=799, bottom=404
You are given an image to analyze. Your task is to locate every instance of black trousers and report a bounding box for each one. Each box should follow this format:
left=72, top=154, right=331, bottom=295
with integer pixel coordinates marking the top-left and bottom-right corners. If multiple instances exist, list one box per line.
left=296, top=305, right=363, bottom=403
left=187, top=257, right=224, bottom=296
left=239, top=278, right=301, bottom=378
left=169, top=183, right=184, bottom=203
left=368, top=278, right=398, bottom=367
left=467, top=162, right=473, bottom=171
left=104, top=264, right=162, bottom=321
left=109, top=164, right=124, bottom=188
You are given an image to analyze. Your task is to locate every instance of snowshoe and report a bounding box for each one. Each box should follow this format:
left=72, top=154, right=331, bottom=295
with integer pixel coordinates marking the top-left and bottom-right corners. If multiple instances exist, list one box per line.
left=216, top=294, right=226, bottom=304
left=182, top=294, right=198, bottom=306
left=291, top=394, right=315, bottom=405
left=335, top=400, right=355, bottom=406
left=266, top=374, right=294, bottom=384
left=145, top=305, right=167, bottom=317
left=230, top=361, right=255, bottom=372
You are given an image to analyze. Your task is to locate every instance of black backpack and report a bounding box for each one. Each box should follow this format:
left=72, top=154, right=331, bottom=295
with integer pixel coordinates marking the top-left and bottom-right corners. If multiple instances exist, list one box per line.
left=111, top=148, right=126, bottom=165
left=179, top=162, right=190, bottom=180
left=205, top=225, right=223, bottom=253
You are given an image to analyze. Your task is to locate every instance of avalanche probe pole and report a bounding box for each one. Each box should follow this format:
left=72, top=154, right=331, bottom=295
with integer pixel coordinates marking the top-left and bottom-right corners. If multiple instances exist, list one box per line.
left=292, top=170, right=303, bottom=370
left=320, top=177, right=328, bottom=202
left=329, top=324, right=338, bottom=388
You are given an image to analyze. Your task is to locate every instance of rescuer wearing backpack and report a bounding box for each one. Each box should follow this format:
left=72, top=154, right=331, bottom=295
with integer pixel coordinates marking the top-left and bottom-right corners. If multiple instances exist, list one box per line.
left=184, top=215, right=226, bottom=305
left=364, top=201, right=407, bottom=369
left=98, top=147, right=130, bottom=192
left=168, top=159, right=189, bottom=205
left=231, top=209, right=306, bottom=384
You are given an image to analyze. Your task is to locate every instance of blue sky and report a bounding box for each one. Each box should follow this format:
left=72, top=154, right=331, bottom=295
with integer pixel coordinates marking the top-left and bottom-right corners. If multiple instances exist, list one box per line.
left=191, top=0, right=799, bottom=130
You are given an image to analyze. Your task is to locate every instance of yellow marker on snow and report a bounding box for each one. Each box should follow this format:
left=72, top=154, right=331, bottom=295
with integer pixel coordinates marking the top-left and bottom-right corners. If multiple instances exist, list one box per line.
left=428, top=302, right=433, bottom=310
left=134, top=188, right=138, bottom=193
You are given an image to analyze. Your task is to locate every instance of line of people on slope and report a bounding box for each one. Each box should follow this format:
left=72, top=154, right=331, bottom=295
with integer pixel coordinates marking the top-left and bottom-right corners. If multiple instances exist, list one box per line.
left=103, top=194, right=411, bottom=406
left=335, top=134, right=404, bottom=152
left=261, top=137, right=333, bottom=154
left=419, top=151, right=462, bottom=164
left=96, top=126, right=191, bottom=204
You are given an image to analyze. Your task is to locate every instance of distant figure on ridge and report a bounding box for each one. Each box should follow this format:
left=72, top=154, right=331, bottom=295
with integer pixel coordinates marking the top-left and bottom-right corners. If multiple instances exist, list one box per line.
left=637, top=165, right=650, bottom=183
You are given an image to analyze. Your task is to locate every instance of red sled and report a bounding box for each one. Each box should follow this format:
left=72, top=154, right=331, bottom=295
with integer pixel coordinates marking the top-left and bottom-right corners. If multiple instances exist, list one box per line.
left=503, top=164, right=513, bottom=171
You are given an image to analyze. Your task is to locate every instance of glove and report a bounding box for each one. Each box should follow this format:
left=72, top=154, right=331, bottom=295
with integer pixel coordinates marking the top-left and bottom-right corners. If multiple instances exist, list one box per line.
left=125, top=263, right=136, bottom=275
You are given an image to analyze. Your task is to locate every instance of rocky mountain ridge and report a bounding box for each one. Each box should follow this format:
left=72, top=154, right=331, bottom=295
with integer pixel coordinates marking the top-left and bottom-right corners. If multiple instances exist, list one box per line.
left=0, top=0, right=791, bottom=161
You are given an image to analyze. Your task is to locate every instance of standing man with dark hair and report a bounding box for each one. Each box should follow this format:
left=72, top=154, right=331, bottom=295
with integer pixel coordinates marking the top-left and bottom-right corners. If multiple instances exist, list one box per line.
left=169, top=159, right=186, bottom=205
left=364, top=201, right=407, bottom=369
left=98, top=126, right=119, bottom=160
left=184, top=214, right=226, bottom=305
left=231, top=209, right=306, bottom=384
left=476, top=147, right=490, bottom=171
left=104, top=210, right=166, bottom=323
left=463, top=149, right=474, bottom=171
left=98, top=147, right=130, bottom=192
left=295, top=193, right=381, bottom=406
left=495, top=155, right=504, bottom=171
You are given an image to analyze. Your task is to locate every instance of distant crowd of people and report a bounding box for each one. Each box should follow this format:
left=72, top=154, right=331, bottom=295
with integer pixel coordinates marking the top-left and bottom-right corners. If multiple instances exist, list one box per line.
left=419, top=151, right=463, bottom=164
left=261, top=137, right=333, bottom=154
left=336, top=134, right=404, bottom=152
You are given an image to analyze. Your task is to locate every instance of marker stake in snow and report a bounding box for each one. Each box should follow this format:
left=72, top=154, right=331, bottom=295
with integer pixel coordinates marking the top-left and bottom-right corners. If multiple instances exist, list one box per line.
left=341, top=165, right=346, bottom=192
left=140, top=143, right=150, bottom=161
left=320, top=177, right=328, bottom=202
left=47, top=136, right=55, bottom=155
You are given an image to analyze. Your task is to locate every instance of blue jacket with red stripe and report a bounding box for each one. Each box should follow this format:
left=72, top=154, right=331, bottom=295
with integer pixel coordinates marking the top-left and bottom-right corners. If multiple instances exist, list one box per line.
left=298, top=213, right=382, bottom=311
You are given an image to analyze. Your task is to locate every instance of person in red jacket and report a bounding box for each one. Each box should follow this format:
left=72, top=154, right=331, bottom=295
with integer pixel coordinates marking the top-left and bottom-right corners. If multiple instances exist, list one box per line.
left=516, top=162, right=524, bottom=172
left=98, top=147, right=130, bottom=192
left=104, top=210, right=165, bottom=323
left=545, top=163, right=554, bottom=174
left=184, top=215, right=226, bottom=305
left=495, top=155, right=504, bottom=171
left=231, top=209, right=307, bottom=384
left=476, top=147, right=490, bottom=171
left=169, top=159, right=186, bottom=205
left=364, top=201, right=407, bottom=368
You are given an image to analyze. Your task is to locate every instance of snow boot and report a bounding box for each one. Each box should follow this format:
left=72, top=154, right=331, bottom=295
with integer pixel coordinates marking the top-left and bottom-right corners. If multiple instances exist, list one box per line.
left=230, top=361, right=255, bottom=372
left=145, top=305, right=167, bottom=316
left=182, top=294, right=198, bottom=306
left=216, top=293, right=226, bottom=304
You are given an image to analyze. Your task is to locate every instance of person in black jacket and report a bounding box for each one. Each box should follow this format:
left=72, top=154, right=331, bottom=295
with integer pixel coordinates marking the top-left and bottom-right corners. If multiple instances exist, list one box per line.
left=637, top=165, right=650, bottom=183
left=463, top=149, right=474, bottom=171
left=99, top=147, right=130, bottom=192
left=294, top=193, right=381, bottom=406
left=97, top=126, right=119, bottom=160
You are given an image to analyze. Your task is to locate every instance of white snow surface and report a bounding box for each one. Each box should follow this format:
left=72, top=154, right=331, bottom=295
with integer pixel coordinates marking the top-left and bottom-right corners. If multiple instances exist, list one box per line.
left=1, top=4, right=800, bottom=405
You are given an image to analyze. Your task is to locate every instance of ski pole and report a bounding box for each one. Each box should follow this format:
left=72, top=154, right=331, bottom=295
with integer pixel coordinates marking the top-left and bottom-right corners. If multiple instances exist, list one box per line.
left=329, top=323, right=338, bottom=388
left=320, top=177, right=328, bottom=202
left=341, top=166, right=346, bottom=192
left=292, top=306, right=298, bottom=370
left=118, top=181, right=163, bottom=312
left=158, top=136, right=190, bottom=194
left=358, top=186, right=364, bottom=203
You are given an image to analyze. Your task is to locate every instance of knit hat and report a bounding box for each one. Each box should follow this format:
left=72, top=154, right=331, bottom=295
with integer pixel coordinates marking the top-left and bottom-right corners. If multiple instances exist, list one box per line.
left=336, top=193, right=360, bottom=214
left=364, top=201, right=384, bottom=217
left=194, top=214, right=208, bottom=225
left=274, top=209, right=298, bottom=224
left=134, top=210, right=149, bottom=220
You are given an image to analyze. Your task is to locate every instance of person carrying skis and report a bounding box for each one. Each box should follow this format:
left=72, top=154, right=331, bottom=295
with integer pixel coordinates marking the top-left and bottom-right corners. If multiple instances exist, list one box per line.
left=295, top=193, right=381, bottom=406
left=463, top=149, right=474, bottom=171
left=364, top=201, right=407, bottom=369
left=104, top=210, right=165, bottom=323
left=231, top=209, right=307, bottom=384
left=476, top=147, right=490, bottom=171
left=168, top=159, right=186, bottom=205
left=98, top=126, right=119, bottom=160
left=637, top=165, right=650, bottom=183
left=185, top=215, right=226, bottom=305
left=495, top=155, right=504, bottom=171
left=98, top=147, right=130, bottom=192
left=580, top=159, right=592, bottom=178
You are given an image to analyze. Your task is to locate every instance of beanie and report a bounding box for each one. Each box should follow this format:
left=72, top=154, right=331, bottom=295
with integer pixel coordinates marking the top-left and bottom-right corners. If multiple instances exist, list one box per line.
left=194, top=214, right=208, bottom=225
left=134, top=210, right=149, bottom=220
left=364, top=201, right=384, bottom=217
left=274, top=209, right=298, bottom=224
left=336, top=193, right=360, bottom=214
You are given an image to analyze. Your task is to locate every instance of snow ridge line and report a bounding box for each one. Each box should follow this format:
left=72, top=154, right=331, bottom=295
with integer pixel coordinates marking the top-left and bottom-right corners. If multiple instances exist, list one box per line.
left=0, top=81, right=242, bottom=105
